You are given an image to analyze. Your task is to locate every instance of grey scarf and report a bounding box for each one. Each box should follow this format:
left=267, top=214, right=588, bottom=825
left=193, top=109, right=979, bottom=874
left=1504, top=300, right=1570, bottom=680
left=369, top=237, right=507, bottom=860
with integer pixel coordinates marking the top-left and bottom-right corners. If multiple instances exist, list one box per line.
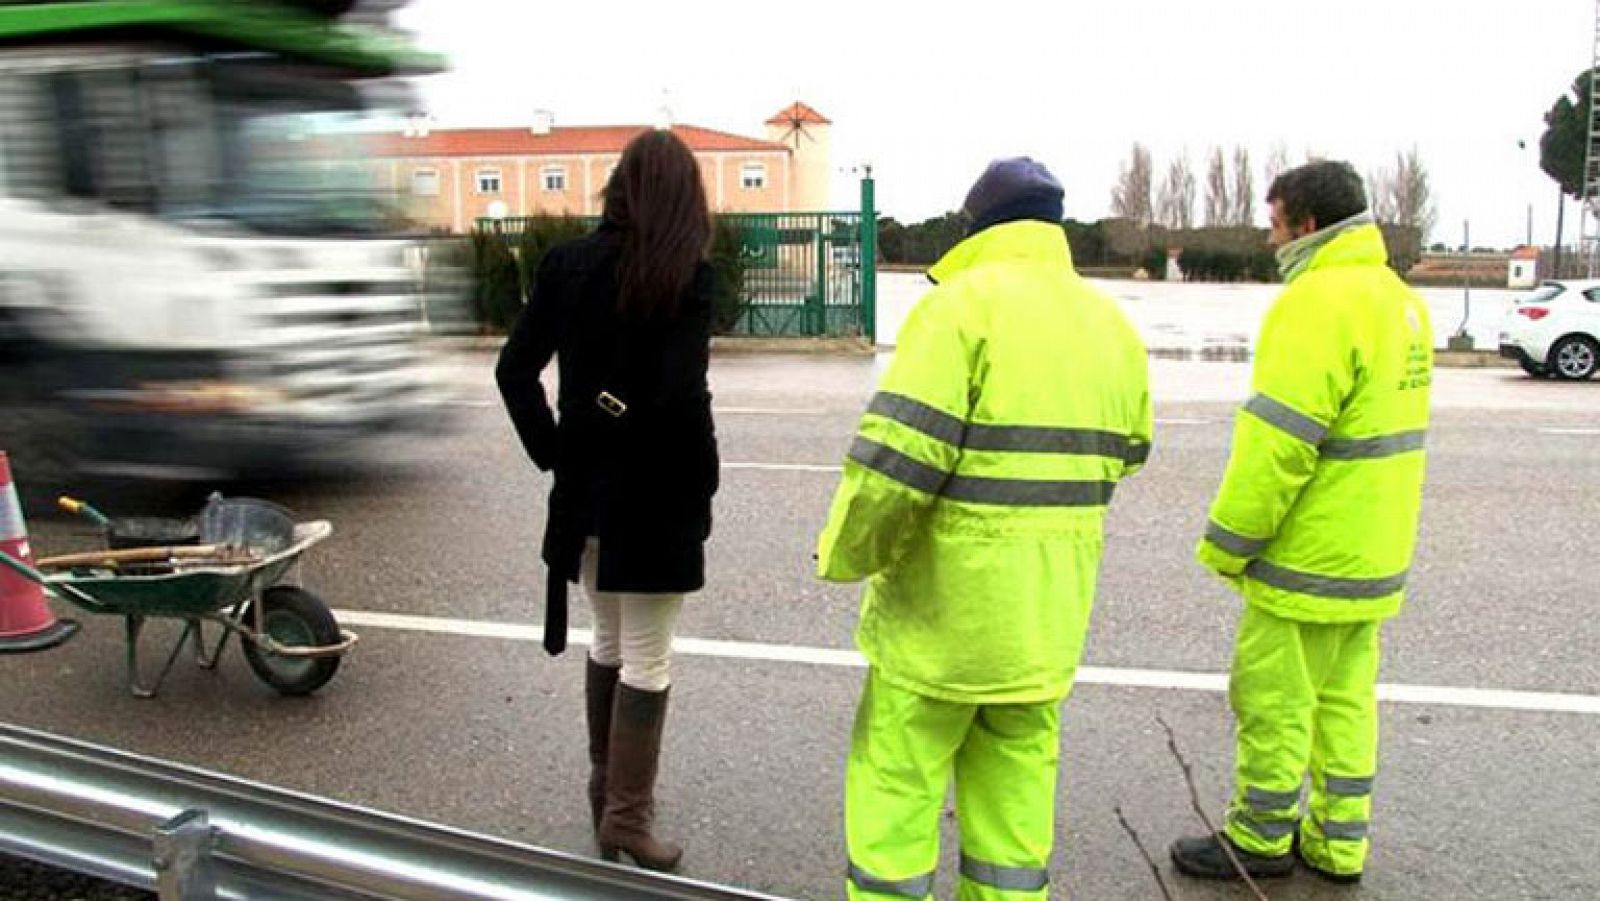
left=1275, top=211, right=1375, bottom=282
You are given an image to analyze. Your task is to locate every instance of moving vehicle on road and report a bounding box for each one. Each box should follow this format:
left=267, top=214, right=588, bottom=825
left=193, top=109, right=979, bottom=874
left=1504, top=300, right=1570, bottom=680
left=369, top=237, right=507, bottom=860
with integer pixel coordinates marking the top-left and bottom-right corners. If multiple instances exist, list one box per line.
left=1498, top=279, right=1600, bottom=380
left=0, top=1, right=453, bottom=485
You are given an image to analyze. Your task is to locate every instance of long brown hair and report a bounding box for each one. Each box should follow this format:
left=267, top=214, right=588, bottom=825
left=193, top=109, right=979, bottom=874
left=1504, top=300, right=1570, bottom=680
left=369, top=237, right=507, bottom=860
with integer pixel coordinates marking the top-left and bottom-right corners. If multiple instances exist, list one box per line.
left=601, top=129, right=712, bottom=319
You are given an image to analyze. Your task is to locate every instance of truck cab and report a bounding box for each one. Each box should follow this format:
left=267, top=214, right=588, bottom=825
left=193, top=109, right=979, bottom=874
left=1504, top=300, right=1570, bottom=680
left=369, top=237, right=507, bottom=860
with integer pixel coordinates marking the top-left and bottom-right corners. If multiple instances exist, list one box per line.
left=0, top=1, right=454, bottom=483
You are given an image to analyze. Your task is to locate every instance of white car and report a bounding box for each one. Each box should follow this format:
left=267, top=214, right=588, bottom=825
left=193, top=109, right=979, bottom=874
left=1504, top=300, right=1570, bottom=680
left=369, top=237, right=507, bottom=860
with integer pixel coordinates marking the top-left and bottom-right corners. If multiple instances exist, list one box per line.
left=1498, top=279, right=1600, bottom=380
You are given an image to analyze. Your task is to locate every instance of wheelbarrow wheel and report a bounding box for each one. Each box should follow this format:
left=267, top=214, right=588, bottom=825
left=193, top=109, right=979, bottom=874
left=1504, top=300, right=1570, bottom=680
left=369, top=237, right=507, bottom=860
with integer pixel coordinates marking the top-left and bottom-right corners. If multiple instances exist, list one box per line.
left=241, top=586, right=342, bottom=696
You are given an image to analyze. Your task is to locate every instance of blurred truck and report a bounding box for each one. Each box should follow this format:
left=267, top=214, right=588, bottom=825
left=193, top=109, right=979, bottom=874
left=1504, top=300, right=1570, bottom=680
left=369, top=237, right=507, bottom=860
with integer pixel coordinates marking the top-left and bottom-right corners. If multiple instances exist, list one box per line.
left=0, top=0, right=455, bottom=484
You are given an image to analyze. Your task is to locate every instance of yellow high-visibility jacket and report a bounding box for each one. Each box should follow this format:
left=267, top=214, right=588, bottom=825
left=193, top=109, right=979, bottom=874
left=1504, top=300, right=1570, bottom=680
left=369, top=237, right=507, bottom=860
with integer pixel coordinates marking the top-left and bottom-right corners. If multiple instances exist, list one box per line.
left=1198, top=223, right=1433, bottom=623
left=817, top=220, right=1152, bottom=704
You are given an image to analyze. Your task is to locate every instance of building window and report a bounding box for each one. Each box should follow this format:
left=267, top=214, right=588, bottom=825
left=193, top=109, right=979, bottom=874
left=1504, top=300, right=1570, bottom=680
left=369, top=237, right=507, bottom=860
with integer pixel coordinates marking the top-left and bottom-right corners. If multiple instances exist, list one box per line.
left=741, top=162, right=766, bottom=190
left=475, top=168, right=502, bottom=194
left=541, top=165, right=567, bottom=192
left=411, top=168, right=439, bottom=197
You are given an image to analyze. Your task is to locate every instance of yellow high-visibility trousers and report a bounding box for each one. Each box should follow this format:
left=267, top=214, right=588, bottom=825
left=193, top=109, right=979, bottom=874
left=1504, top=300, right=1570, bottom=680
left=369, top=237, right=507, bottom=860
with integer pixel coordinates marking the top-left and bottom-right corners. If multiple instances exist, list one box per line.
left=845, top=669, right=1059, bottom=900
left=1225, top=603, right=1380, bottom=877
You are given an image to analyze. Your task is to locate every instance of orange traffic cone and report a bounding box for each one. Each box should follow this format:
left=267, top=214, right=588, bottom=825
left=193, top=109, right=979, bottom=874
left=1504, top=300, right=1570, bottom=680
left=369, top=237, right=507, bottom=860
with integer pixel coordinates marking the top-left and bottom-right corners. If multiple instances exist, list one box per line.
left=0, top=451, right=78, bottom=653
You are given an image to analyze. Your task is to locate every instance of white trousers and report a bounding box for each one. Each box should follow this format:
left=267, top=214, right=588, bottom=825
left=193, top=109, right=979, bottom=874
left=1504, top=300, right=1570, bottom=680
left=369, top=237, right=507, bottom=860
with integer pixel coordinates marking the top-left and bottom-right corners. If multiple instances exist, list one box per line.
left=579, top=539, right=684, bottom=692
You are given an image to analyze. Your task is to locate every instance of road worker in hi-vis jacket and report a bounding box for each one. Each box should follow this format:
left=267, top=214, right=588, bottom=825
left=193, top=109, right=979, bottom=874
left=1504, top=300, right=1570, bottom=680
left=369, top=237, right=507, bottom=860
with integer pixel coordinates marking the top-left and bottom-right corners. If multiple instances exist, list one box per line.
left=816, top=157, right=1152, bottom=901
left=1169, top=159, right=1433, bottom=886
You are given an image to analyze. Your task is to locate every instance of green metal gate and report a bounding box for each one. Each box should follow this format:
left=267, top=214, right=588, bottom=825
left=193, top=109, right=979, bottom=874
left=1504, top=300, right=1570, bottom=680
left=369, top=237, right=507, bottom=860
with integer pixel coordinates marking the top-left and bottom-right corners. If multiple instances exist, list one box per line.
left=476, top=185, right=877, bottom=341
left=721, top=212, right=862, bottom=337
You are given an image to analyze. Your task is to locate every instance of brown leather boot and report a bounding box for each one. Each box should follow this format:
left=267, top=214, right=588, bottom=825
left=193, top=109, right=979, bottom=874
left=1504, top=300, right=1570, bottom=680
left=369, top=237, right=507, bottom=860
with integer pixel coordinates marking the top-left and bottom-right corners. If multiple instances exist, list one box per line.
left=596, top=684, right=682, bottom=872
left=584, top=658, right=621, bottom=832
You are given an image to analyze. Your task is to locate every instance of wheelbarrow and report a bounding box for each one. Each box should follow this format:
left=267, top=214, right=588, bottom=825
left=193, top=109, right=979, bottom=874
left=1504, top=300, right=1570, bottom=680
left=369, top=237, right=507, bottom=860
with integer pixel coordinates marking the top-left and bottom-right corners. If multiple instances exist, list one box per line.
left=0, top=494, right=356, bottom=698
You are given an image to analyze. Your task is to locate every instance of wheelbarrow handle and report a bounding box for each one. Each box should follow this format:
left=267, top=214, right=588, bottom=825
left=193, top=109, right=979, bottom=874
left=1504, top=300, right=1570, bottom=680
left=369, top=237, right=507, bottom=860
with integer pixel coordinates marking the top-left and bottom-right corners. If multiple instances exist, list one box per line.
left=0, top=548, right=47, bottom=586
left=57, top=496, right=111, bottom=527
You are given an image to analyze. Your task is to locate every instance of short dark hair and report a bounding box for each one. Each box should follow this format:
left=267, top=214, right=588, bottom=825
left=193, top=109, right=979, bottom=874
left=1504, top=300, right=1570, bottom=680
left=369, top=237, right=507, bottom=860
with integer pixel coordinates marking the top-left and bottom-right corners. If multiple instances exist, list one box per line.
left=1266, top=160, right=1367, bottom=231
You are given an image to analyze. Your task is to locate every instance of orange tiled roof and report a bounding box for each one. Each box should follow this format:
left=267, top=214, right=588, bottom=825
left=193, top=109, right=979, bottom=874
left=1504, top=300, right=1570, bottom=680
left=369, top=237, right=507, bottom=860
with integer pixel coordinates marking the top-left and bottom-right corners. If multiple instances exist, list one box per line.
left=369, top=124, right=789, bottom=158
left=1511, top=245, right=1541, bottom=260
left=765, top=101, right=831, bottom=126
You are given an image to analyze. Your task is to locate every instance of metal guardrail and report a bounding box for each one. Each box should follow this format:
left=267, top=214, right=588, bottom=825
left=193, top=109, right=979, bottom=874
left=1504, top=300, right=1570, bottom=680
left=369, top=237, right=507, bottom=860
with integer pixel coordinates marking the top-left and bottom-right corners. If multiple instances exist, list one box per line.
left=0, top=722, right=792, bottom=900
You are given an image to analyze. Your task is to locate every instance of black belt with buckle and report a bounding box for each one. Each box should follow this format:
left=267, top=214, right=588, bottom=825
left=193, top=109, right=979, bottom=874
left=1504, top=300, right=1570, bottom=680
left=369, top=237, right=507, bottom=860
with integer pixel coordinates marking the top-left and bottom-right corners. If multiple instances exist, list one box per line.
left=596, top=391, right=628, bottom=418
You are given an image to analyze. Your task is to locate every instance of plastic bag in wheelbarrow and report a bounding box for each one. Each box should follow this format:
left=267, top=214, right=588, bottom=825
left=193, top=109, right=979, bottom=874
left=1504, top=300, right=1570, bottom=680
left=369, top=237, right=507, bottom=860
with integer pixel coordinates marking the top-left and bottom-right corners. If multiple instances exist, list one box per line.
left=197, top=495, right=297, bottom=557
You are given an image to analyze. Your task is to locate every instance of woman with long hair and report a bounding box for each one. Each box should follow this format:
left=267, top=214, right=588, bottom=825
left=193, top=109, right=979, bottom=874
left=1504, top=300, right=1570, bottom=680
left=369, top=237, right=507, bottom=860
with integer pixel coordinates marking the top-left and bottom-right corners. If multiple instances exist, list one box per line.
left=496, top=129, right=719, bottom=872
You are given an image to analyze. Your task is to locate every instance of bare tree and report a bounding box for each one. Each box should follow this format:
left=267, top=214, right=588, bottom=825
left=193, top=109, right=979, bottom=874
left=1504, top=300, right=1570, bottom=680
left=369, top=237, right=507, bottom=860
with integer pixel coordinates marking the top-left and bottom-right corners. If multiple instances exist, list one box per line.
left=1204, top=147, right=1231, bottom=227
left=1368, top=167, right=1398, bottom=223
left=1230, top=146, right=1256, bottom=226
left=1370, top=147, right=1438, bottom=240
left=1156, top=152, right=1196, bottom=230
left=1263, top=142, right=1290, bottom=191
left=1110, top=143, right=1154, bottom=227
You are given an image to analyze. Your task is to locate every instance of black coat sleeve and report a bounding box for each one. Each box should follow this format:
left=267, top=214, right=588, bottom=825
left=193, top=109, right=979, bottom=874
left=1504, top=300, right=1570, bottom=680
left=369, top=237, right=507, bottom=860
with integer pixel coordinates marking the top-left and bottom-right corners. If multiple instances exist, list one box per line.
left=496, top=249, right=564, bottom=471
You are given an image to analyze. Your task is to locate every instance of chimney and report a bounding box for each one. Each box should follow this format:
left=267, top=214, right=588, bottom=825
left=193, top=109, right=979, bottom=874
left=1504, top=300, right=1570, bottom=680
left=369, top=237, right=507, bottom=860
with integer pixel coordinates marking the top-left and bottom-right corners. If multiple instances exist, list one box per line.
left=531, top=109, right=554, bottom=136
left=404, top=112, right=432, bottom=138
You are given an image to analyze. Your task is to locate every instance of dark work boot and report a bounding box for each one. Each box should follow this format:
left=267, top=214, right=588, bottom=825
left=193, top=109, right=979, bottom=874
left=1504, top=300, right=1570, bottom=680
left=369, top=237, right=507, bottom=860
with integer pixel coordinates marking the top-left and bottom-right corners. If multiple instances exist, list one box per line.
left=1170, top=833, right=1294, bottom=880
left=585, top=658, right=621, bottom=833
left=597, top=684, right=683, bottom=872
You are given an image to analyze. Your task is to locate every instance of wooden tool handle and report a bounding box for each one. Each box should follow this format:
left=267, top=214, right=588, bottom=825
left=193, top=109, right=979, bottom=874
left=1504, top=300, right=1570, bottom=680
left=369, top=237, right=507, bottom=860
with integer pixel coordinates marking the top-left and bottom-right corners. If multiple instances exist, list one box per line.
left=35, top=545, right=258, bottom=570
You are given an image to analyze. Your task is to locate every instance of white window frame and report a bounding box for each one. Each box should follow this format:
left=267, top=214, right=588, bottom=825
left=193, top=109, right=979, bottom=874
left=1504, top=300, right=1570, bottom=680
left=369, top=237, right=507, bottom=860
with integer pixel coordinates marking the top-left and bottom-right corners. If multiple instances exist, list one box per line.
left=740, top=162, right=767, bottom=190
left=475, top=167, right=502, bottom=195
left=541, top=165, right=567, bottom=192
left=410, top=167, right=439, bottom=197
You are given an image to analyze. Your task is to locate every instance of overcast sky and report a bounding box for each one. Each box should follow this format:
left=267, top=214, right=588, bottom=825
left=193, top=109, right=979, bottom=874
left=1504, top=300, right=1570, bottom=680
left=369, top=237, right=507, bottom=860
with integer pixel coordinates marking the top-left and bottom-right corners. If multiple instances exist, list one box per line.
left=394, top=0, right=1593, bottom=249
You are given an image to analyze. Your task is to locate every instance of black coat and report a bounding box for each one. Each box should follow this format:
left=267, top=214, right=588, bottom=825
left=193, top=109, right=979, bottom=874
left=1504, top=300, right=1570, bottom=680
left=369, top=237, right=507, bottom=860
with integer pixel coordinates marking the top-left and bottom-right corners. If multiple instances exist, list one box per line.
left=497, top=227, right=719, bottom=609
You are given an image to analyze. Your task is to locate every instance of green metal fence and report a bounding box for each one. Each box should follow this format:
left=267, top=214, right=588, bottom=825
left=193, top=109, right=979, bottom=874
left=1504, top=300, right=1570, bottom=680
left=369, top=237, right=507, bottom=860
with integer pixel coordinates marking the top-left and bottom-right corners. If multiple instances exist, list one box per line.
left=721, top=211, right=864, bottom=337
left=477, top=200, right=876, bottom=340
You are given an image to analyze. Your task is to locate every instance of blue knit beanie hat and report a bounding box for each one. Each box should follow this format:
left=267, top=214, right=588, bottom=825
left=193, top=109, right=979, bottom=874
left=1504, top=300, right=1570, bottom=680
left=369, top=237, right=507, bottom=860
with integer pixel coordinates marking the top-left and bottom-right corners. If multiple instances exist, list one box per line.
left=962, top=157, right=1064, bottom=235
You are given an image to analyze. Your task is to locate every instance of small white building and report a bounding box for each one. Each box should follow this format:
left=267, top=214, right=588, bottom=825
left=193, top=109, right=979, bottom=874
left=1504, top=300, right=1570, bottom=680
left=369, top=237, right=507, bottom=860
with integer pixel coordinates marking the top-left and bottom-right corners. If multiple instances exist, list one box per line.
left=1508, top=246, right=1540, bottom=289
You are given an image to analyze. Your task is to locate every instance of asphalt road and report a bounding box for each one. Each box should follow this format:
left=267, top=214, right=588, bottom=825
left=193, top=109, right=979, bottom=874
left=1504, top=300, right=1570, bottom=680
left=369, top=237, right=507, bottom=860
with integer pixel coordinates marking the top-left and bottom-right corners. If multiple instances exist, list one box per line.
left=6, top=353, right=1600, bottom=900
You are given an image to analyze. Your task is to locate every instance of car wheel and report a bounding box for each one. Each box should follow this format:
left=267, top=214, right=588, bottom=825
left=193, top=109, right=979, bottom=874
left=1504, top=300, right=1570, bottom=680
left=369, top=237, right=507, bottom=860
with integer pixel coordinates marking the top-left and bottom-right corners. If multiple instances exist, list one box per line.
left=1548, top=335, right=1600, bottom=381
left=2, top=405, right=80, bottom=494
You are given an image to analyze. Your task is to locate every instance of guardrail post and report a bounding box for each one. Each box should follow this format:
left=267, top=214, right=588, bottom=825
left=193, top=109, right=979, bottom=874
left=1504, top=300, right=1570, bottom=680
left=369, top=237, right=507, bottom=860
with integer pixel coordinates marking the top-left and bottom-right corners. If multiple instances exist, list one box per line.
left=155, top=808, right=217, bottom=900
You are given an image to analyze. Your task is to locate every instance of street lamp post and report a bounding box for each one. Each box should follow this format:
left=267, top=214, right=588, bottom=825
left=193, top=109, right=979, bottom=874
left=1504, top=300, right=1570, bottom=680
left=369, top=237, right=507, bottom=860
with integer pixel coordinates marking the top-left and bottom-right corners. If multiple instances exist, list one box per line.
left=1448, top=220, right=1474, bottom=351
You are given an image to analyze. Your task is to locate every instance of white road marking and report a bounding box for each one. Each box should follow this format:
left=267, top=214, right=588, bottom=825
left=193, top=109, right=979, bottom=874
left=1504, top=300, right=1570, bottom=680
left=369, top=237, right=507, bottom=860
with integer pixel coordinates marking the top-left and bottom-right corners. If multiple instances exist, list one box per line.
left=1538, top=428, right=1600, bottom=436
left=723, top=462, right=842, bottom=473
left=715, top=406, right=834, bottom=415
left=450, top=401, right=839, bottom=415
left=332, top=610, right=1600, bottom=717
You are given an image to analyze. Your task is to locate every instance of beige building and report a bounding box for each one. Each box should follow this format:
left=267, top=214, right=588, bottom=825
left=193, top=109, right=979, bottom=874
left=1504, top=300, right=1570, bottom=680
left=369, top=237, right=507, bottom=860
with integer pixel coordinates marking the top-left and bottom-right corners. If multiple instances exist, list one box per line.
left=366, top=102, right=832, bottom=232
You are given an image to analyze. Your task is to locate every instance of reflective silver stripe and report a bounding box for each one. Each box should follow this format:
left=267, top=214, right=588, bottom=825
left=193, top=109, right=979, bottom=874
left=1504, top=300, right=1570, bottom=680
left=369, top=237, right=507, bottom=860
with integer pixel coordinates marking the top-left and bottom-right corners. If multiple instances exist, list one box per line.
left=1321, top=430, right=1427, bottom=460
left=1243, top=393, right=1328, bottom=445
left=959, top=855, right=1049, bottom=892
left=1232, top=811, right=1297, bottom=840
left=848, top=437, right=949, bottom=496
left=1206, top=520, right=1269, bottom=558
left=867, top=392, right=966, bottom=447
left=1320, top=819, right=1370, bottom=841
left=848, top=861, right=935, bottom=898
left=850, top=438, right=1115, bottom=508
left=1245, top=560, right=1408, bottom=600
left=965, top=423, right=1134, bottom=459
left=1245, top=785, right=1301, bottom=812
left=943, top=474, right=1115, bottom=507
left=1126, top=440, right=1151, bottom=467
left=0, top=489, right=23, bottom=541
left=869, top=391, right=1144, bottom=463
left=1325, top=776, right=1374, bottom=797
